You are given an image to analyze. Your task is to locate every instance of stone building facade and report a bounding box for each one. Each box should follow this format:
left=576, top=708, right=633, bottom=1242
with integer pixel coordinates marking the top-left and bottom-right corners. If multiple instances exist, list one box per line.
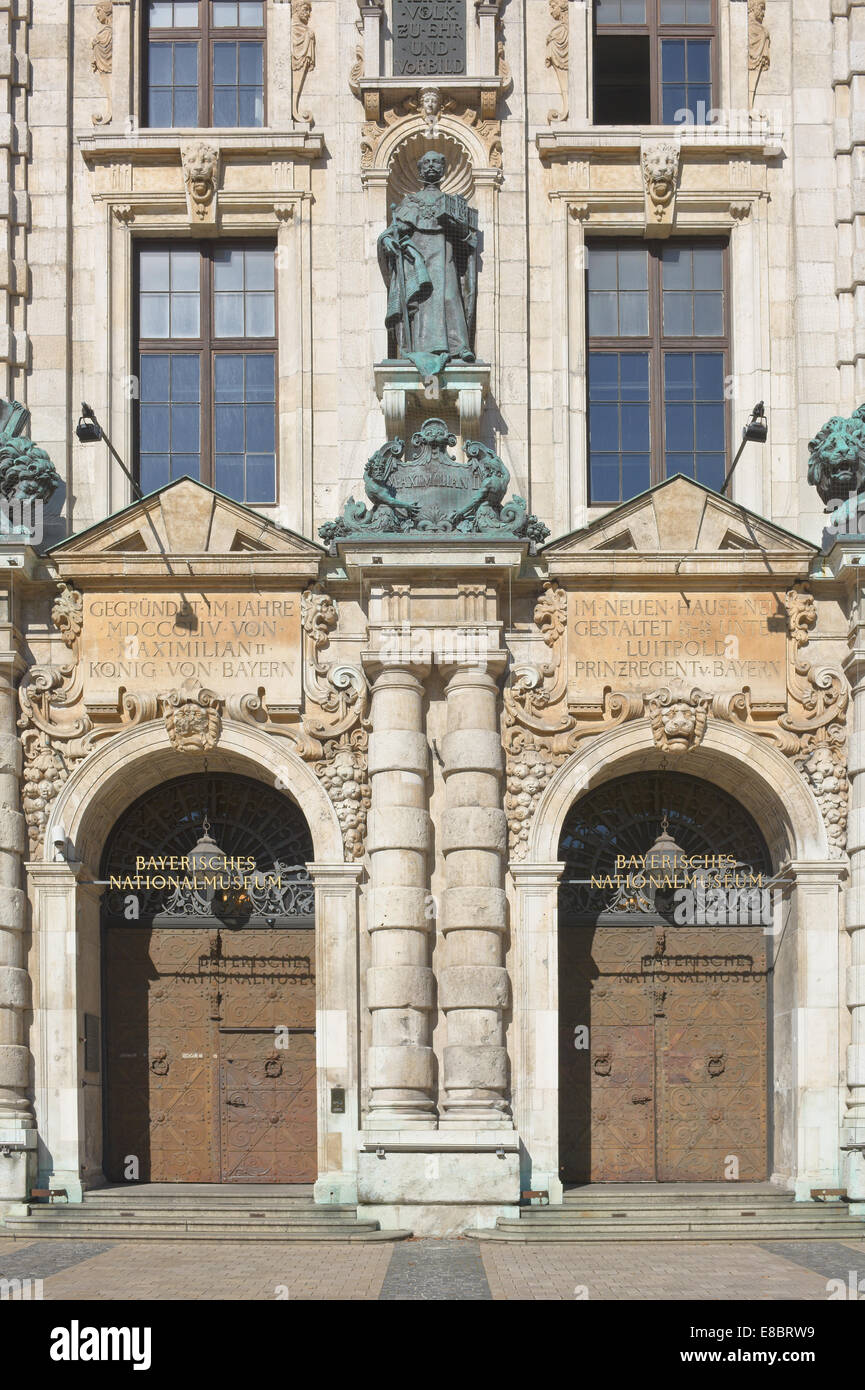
left=0, top=0, right=864, bottom=1236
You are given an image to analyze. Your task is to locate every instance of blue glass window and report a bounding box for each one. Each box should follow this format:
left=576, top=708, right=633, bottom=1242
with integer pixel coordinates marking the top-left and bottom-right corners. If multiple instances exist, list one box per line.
left=137, top=244, right=277, bottom=503
left=145, top=1, right=265, bottom=129
left=587, top=238, right=728, bottom=502
left=589, top=353, right=651, bottom=504
left=594, top=0, right=715, bottom=127
left=214, top=354, right=276, bottom=503
left=661, top=38, right=712, bottom=124
left=139, top=354, right=201, bottom=494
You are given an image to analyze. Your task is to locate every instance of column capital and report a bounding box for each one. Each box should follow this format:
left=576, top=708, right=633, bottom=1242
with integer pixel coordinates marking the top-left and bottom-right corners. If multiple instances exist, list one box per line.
left=362, top=656, right=431, bottom=686
left=440, top=653, right=509, bottom=686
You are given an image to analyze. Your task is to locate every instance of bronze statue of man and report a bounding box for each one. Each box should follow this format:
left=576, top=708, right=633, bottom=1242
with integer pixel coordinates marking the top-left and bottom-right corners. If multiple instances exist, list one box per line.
left=377, top=151, right=478, bottom=379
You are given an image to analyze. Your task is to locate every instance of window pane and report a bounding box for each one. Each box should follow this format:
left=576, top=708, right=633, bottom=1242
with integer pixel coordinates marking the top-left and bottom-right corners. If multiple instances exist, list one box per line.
left=246, top=456, right=275, bottom=504
left=617, top=247, right=648, bottom=290
left=663, top=292, right=693, bottom=336
left=139, top=352, right=201, bottom=491
left=212, top=1, right=239, bottom=23
left=660, top=0, right=686, bottom=18
left=662, top=38, right=686, bottom=82
left=215, top=354, right=244, bottom=400
left=140, top=294, right=170, bottom=338
left=174, top=87, right=199, bottom=124
left=141, top=456, right=171, bottom=494
left=171, top=294, right=200, bottom=338
left=245, top=247, right=274, bottom=290
left=239, top=2, right=264, bottom=23
left=215, top=456, right=244, bottom=499
left=174, top=42, right=199, bottom=84
left=215, top=293, right=244, bottom=337
left=213, top=88, right=238, bottom=125
left=213, top=41, right=237, bottom=83
left=693, top=246, right=723, bottom=289
left=237, top=87, right=264, bottom=126
left=587, top=246, right=618, bottom=291
left=140, top=249, right=170, bottom=291
left=619, top=292, right=649, bottom=337
left=589, top=352, right=649, bottom=504
left=246, top=354, right=275, bottom=401
left=662, top=246, right=691, bottom=290
left=141, top=405, right=171, bottom=452
left=174, top=2, right=200, bottom=22
left=214, top=247, right=244, bottom=289
left=149, top=2, right=175, bottom=25
left=171, top=249, right=200, bottom=291
left=622, top=456, right=651, bottom=498
left=590, top=460, right=621, bottom=504
left=590, top=404, right=619, bottom=452
left=589, top=292, right=618, bottom=338
left=663, top=352, right=726, bottom=489
left=148, top=43, right=173, bottom=84
left=246, top=293, right=275, bottom=337
left=238, top=43, right=263, bottom=84
left=687, top=39, right=711, bottom=83
left=694, top=291, right=723, bottom=336
left=597, top=0, right=647, bottom=20
left=666, top=403, right=694, bottom=451
left=697, top=454, right=726, bottom=491
left=215, top=403, right=245, bottom=452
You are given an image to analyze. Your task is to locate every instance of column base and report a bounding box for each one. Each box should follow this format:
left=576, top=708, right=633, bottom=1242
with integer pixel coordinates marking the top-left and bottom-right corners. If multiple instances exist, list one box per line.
left=0, top=1127, right=37, bottom=1205
left=358, top=1148, right=519, bottom=1207
left=439, top=1111, right=514, bottom=1130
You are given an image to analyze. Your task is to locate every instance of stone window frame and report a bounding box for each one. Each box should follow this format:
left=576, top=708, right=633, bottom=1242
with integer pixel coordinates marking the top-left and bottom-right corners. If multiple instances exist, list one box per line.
left=142, top=0, right=269, bottom=130
left=584, top=234, right=731, bottom=503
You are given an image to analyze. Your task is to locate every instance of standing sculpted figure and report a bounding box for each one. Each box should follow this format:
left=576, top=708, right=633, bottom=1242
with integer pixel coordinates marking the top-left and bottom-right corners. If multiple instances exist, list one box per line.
left=377, top=151, right=478, bottom=380
left=748, top=0, right=771, bottom=114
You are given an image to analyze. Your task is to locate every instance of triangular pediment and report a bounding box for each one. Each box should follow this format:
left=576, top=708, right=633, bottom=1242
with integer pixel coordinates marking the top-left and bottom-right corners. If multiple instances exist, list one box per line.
left=48, top=477, right=324, bottom=579
left=543, top=475, right=817, bottom=563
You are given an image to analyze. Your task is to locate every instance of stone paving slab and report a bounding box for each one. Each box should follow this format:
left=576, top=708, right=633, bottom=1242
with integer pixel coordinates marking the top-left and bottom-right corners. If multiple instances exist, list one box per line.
left=38, top=1240, right=393, bottom=1301
left=479, top=1240, right=837, bottom=1301
left=378, top=1239, right=491, bottom=1300
left=3, top=1235, right=863, bottom=1301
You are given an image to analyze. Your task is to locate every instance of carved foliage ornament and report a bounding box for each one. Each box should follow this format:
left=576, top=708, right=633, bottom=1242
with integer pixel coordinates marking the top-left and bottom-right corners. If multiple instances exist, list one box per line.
left=18, top=580, right=370, bottom=862
left=504, top=582, right=849, bottom=861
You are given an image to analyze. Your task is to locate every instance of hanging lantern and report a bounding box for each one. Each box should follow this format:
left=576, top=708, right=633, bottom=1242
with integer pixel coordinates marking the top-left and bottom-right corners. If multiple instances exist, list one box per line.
left=188, top=818, right=231, bottom=901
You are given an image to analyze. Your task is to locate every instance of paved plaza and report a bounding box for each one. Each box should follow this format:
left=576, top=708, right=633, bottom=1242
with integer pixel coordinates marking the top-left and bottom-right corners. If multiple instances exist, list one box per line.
left=1, top=1235, right=863, bottom=1302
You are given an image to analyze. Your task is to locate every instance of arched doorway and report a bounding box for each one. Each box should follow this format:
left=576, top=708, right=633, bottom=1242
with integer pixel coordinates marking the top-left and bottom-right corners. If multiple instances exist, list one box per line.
left=102, top=772, right=316, bottom=1184
left=557, top=771, right=772, bottom=1185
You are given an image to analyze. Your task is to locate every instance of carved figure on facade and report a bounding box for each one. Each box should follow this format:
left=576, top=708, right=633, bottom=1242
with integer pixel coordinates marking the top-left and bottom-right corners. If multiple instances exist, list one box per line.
left=291, top=0, right=316, bottom=126
left=807, top=403, right=865, bottom=534
left=645, top=687, right=712, bottom=753
left=318, top=418, right=549, bottom=548
left=642, top=141, right=682, bottom=224
left=349, top=14, right=364, bottom=99
left=91, top=2, right=113, bottom=127
left=51, top=582, right=84, bottom=649
left=545, top=0, right=569, bottom=124
left=378, top=152, right=478, bottom=377
left=160, top=684, right=222, bottom=753
left=748, top=0, right=771, bottom=115
left=182, top=142, right=219, bottom=224
left=0, top=400, right=62, bottom=516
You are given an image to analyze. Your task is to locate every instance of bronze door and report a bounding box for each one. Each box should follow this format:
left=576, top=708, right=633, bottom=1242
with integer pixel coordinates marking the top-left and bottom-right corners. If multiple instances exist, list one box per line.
left=559, top=925, right=768, bottom=1183
left=105, top=925, right=317, bottom=1183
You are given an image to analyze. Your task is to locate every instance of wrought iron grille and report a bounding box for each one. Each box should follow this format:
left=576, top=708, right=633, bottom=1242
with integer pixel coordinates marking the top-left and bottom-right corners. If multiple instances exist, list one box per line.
left=557, top=771, right=772, bottom=922
left=101, top=773, right=314, bottom=925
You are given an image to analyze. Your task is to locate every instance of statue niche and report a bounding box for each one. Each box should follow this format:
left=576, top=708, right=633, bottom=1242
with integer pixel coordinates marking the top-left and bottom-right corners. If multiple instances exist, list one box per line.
left=377, top=151, right=478, bottom=380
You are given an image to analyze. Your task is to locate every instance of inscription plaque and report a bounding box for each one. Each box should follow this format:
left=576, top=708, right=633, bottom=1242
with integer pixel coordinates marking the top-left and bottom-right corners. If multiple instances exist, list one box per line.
left=393, top=0, right=466, bottom=77
left=82, top=590, right=301, bottom=706
left=568, top=590, right=788, bottom=706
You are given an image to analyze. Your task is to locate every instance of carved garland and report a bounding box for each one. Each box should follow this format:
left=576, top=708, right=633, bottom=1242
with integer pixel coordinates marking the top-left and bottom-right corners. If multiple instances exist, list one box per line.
left=504, top=582, right=849, bottom=861
left=18, top=581, right=370, bottom=862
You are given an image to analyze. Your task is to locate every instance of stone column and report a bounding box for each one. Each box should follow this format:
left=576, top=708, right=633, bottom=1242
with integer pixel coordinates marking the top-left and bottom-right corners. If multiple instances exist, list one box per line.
left=365, top=665, right=436, bottom=1127
left=439, top=662, right=511, bottom=1126
left=0, top=645, right=35, bottom=1206
left=844, top=622, right=865, bottom=1213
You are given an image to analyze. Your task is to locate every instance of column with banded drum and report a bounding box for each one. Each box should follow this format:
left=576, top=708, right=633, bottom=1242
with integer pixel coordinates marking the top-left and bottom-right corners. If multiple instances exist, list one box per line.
left=0, top=645, right=35, bottom=1205
left=366, top=664, right=436, bottom=1127
left=440, top=663, right=511, bottom=1125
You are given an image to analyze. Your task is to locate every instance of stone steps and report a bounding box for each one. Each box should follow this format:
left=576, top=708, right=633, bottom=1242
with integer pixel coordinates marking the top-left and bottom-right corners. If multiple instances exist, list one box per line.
left=3, top=1192, right=411, bottom=1241
left=467, top=1190, right=865, bottom=1242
